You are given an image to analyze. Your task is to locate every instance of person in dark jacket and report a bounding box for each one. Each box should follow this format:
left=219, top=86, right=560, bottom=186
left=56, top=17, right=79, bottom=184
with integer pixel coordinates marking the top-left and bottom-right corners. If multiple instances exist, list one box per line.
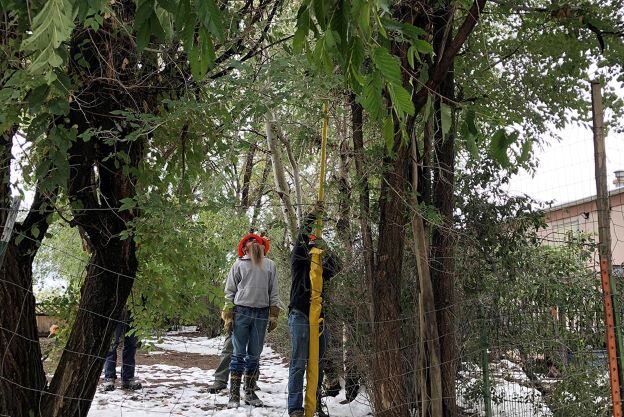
left=287, top=206, right=340, bottom=417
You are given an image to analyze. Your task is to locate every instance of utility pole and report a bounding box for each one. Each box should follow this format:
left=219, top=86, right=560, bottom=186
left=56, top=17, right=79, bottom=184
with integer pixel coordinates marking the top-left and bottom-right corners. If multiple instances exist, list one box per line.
left=592, top=80, right=623, bottom=417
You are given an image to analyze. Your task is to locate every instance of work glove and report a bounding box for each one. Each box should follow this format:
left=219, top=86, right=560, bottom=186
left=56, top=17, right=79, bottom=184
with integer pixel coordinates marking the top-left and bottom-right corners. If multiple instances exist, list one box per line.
left=268, top=306, right=280, bottom=333
left=221, top=308, right=234, bottom=334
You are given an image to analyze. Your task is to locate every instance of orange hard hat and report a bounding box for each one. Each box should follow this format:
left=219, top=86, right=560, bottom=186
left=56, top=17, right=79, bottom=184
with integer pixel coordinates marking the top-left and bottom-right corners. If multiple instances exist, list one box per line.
left=237, top=233, right=270, bottom=257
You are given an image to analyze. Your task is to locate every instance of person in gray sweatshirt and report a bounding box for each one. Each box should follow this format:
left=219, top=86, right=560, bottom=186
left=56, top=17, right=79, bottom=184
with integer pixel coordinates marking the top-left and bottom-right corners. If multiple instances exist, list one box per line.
left=221, top=233, right=280, bottom=408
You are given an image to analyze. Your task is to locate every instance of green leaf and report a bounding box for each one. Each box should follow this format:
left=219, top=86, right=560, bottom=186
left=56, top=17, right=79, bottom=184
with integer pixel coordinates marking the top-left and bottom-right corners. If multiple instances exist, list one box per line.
left=157, top=0, right=177, bottom=13
left=119, top=198, right=137, bottom=212
left=387, top=83, right=414, bottom=117
left=360, top=74, right=384, bottom=120
left=31, top=225, right=40, bottom=239
left=489, top=129, right=517, bottom=167
left=382, top=116, right=395, bottom=152
left=196, top=0, right=223, bottom=41
left=412, top=39, right=434, bottom=54
left=21, top=0, right=75, bottom=75
left=371, top=46, right=402, bottom=85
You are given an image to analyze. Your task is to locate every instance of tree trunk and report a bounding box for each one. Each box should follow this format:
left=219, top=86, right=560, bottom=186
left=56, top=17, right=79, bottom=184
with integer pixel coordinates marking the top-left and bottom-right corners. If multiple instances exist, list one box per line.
left=431, top=69, right=458, bottom=417
left=41, top=6, right=146, bottom=413
left=0, top=126, right=49, bottom=417
left=411, top=136, right=443, bottom=417
left=239, top=140, right=257, bottom=212
left=265, top=113, right=298, bottom=242
left=275, top=122, right=303, bottom=223
left=251, top=157, right=272, bottom=226
left=371, top=120, right=410, bottom=417
left=350, top=96, right=374, bottom=305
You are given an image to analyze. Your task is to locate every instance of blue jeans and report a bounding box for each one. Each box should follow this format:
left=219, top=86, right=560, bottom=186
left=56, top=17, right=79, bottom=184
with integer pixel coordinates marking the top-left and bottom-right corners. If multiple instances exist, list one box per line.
left=288, top=309, right=328, bottom=414
left=229, top=305, right=269, bottom=374
left=104, top=320, right=137, bottom=381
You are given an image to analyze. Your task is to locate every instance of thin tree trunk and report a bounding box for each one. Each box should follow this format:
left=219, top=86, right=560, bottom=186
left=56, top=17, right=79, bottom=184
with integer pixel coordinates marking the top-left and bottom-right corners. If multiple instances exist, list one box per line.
left=336, top=99, right=352, bottom=250
left=350, top=95, right=374, bottom=303
left=265, top=113, right=298, bottom=242
left=251, top=157, right=271, bottom=227
left=411, top=135, right=443, bottom=417
left=274, top=123, right=303, bottom=223
left=431, top=69, right=458, bottom=417
left=239, top=140, right=257, bottom=212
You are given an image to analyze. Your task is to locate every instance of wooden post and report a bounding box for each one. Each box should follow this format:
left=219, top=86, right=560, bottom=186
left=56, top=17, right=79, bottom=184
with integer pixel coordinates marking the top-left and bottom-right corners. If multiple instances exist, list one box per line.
left=592, top=80, right=623, bottom=417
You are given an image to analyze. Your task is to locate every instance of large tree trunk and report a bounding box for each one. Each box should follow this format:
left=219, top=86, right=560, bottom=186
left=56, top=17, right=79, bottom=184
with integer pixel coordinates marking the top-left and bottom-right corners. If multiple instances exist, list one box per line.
left=41, top=4, right=146, bottom=414
left=0, top=126, right=49, bottom=417
left=371, top=121, right=411, bottom=417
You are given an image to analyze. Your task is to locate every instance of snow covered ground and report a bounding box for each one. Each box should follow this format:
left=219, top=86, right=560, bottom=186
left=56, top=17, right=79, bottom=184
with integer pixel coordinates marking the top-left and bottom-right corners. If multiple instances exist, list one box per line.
left=457, top=360, right=552, bottom=417
left=88, top=330, right=373, bottom=417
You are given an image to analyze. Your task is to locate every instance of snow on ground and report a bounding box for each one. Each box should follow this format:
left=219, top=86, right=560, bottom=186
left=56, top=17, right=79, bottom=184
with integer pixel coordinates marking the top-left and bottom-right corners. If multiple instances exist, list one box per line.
left=89, top=331, right=373, bottom=417
left=457, top=361, right=552, bottom=417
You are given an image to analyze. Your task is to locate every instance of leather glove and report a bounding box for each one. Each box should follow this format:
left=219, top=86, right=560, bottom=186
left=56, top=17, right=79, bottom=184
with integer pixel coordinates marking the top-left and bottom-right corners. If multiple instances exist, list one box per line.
left=268, top=306, right=280, bottom=333
left=221, top=308, right=234, bottom=334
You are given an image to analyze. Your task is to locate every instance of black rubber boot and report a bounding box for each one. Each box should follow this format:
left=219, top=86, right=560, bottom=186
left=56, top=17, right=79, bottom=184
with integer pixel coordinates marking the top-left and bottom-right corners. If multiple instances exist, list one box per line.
left=243, top=372, right=263, bottom=406
left=228, top=372, right=242, bottom=408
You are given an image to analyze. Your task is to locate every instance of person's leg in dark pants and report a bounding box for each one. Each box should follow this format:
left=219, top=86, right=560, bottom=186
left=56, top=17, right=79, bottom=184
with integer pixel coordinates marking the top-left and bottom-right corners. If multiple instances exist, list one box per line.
left=103, top=321, right=123, bottom=391
left=208, top=333, right=233, bottom=392
left=288, top=309, right=309, bottom=415
left=243, top=307, right=268, bottom=406
left=120, top=327, right=142, bottom=390
left=229, top=306, right=252, bottom=407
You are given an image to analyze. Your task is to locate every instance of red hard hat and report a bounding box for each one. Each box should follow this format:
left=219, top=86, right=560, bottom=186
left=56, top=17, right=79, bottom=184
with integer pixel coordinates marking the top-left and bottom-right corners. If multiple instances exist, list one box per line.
left=237, top=233, right=270, bottom=257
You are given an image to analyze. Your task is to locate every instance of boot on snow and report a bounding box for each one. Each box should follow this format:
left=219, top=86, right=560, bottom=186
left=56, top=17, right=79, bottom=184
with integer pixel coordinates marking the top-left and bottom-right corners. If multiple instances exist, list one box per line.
left=228, top=372, right=242, bottom=408
left=243, top=372, right=263, bottom=406
left=207, top=379, right=228, bottom=393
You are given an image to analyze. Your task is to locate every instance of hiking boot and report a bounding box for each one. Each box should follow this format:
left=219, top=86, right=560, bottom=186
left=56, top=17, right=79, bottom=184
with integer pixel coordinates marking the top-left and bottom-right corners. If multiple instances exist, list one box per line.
left=207, top=380, right=228, bottom=393
left=243, top=372, right=263, bottom=406
left=289, top=411, right=304, bottom=417
left=121, top=378, right=142, bottom=390
left=253, top=372, right=260, bottom=391
left=103, top=378, right=116, bottom=391
left=228, top=372, right=242, bottom=408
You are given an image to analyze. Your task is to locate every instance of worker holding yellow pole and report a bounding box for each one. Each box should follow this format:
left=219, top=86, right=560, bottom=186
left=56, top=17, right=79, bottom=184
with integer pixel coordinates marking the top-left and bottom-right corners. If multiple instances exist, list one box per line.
left=287, top=104, right=340, bottom=417
left=286, top=206, right=340, bottom=417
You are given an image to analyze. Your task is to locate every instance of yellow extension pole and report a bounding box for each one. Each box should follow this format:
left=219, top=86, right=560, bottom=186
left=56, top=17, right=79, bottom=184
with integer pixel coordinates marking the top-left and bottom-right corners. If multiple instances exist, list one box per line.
left=304, top=103, right=329, bottom=417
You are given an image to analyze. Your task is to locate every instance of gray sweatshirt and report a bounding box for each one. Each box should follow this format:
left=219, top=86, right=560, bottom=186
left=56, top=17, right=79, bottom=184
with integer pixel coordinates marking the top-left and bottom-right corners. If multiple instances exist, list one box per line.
left=224, top=256, right=279, bottom=308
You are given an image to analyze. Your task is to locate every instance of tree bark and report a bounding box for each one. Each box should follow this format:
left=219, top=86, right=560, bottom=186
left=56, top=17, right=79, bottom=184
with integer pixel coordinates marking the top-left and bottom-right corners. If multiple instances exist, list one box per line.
left=411, top=135, right=443, bottom=417
left=239, top=140, right=257, bottom=212
left=251, top=157, right=272, bottom=227
left=275, top=122, right=303, bottom=223
left=431, top=69, right=458, bottom=417
left=265, top=112, right=298, bottom=242
left=350, top=96, right=374, bottom=300
left=0, top=126, right=49, bottom=417
left=371, top=117, right=411, bottom=417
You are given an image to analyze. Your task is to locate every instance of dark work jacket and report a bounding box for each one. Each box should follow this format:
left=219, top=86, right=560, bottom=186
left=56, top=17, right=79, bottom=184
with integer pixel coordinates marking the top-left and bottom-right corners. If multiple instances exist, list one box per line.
left=289, top=232, right=340, bottom=317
